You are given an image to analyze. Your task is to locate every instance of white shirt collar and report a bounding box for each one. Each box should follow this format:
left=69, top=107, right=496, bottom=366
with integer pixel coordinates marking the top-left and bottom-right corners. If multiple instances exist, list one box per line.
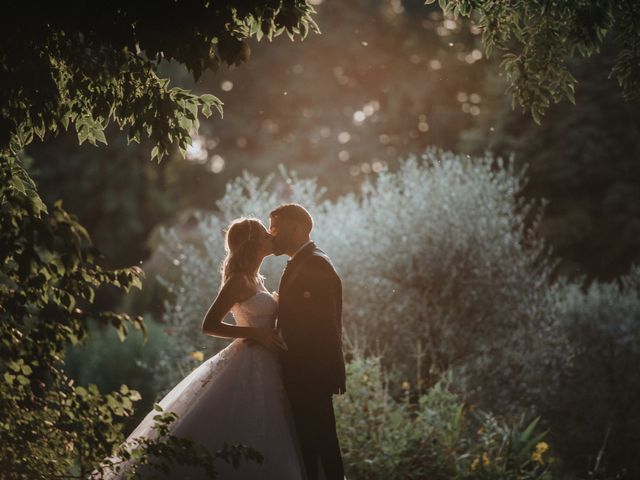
left=290, top=240, right=313, bottom=260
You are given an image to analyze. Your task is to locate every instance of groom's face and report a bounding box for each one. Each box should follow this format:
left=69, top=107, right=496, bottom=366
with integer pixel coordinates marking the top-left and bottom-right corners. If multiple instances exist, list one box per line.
left=269, top=216, right=293, bottom=256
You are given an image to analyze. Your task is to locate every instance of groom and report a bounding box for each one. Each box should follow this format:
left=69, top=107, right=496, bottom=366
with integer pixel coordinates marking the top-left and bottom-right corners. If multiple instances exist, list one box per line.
left=269, top=203, right=346, bottom=480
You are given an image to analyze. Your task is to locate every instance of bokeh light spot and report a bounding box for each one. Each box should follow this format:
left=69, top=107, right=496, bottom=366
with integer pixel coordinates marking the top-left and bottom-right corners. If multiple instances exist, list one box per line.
left=207, top=154, right=225, bottom=173
left=186, top=134, right=208, bottom=163
left=338, top=131, right=351, bottom=144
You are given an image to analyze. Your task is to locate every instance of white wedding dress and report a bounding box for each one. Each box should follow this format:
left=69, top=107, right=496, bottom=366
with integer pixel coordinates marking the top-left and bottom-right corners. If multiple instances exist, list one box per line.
left=101, top=285, right=306, bottom=479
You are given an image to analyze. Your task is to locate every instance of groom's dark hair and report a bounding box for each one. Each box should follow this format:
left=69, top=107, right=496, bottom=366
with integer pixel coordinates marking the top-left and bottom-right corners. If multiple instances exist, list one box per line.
left=270, top=203, right=313, bottom=235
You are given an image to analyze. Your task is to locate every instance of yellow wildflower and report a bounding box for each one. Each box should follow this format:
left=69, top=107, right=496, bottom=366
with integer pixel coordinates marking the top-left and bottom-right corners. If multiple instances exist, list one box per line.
left=470, top=452, right=489, bottom=471
left=535, top=441, right=549, bottom=454
left=190, top=350, right=204, bottom=362
left=531, top=451, right=543, bottom=464
left=402, top=381, right=411, bottom=391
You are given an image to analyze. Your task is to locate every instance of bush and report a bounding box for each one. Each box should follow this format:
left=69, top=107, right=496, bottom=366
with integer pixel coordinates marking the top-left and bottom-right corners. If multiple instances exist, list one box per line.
left=0, top=156, right=145, bottom=479
left=150, top=149, right=638, bottom=476
left=64, top=316, right=173, bottom=427
left=334, top=352, right=556, bottom=480
left=541, top=266, right=640, bottom=478
left=156, top=150, right=565, bottom=411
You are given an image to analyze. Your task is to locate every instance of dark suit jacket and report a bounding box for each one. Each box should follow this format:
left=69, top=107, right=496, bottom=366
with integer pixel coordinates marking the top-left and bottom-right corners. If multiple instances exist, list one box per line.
left=276, top=242, right=346, bottom=396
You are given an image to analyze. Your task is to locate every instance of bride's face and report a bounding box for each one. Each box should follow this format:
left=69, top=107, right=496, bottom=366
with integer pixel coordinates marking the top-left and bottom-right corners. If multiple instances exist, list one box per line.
left=255, top=223, right=274, bottom=258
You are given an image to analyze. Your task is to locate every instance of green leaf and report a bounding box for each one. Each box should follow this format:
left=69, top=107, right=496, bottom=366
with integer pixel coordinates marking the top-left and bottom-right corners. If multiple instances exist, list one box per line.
left=520, top=416, right=540, bottom=443
left=95, top=128, right=107, bottom=145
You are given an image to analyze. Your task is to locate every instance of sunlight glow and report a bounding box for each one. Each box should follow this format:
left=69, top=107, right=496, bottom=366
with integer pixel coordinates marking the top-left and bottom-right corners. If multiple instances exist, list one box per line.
left=186, top=135, right=208, bottom=163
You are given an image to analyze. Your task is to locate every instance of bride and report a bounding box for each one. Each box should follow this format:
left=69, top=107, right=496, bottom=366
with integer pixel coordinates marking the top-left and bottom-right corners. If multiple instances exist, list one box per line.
left=102, top=217, right=306, bottom=479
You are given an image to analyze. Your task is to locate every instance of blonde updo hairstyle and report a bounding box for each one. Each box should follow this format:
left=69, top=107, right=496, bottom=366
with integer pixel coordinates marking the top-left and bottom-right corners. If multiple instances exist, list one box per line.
left=221, top=217, right=265, bottom=285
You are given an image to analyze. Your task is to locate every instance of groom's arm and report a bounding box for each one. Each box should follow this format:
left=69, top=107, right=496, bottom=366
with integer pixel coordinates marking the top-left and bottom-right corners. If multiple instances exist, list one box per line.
left=300, top=256, right=345, bottom=392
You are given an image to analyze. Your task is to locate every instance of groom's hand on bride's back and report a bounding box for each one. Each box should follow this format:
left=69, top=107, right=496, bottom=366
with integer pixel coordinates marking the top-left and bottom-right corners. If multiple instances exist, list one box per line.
left=246, top=328, right=287, bottom=352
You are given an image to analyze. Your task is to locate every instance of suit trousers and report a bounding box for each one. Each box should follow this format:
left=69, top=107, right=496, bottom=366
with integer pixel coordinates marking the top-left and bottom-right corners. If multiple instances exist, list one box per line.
left=286, top=389, right=344, bottom=480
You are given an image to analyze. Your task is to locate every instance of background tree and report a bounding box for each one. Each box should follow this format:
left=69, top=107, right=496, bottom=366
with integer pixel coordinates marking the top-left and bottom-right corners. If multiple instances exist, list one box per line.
left=460, top=42, right=640, bottom=280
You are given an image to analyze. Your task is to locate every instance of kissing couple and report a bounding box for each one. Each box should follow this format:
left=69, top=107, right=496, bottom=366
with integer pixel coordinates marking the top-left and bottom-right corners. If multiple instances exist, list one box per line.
left=107, top=204, right=347, bottom=480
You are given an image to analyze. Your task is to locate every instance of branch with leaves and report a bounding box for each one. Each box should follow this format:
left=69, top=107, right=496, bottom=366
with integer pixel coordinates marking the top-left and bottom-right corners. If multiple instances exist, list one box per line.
left=428, top=0, right=640, bottom=122
left=0, top=1, right=319, bottom=160
left=91, top=405, right=263, bottom=480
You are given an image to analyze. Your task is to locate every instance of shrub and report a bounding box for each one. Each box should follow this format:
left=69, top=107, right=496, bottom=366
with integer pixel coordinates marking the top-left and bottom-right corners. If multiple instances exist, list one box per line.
left=0, top=156, right=145, bottom=479
left=334, top=352, right=556, bottom=480
left=64, top=316, right=173, bottom=427
left=541, top=266, right=640, bottom=478
left=151, top=150, right=637, bottom=476
left=156, top=150, right=565, bottom=412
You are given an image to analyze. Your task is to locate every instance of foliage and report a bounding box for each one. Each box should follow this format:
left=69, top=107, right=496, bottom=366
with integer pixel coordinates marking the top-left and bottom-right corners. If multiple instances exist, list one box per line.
left=0, top=2, right=320, bottom=476
left=334, top=352, right=555, bottom=480
left=64, top=316, right=173, bottom=427
left=461, top=46, right=640, bottom=281
left=155, top=150, right=564, bottom=409
left=540, top=266, right=640, bottom=478
left=24, top=135, right=178, bottom=269
left=91, top=405, right=263, bottom=480
left=0, top=156, right=147, bottom=478
left=328, top=150, right=564, bottom=411
left=0, top=1, right=319, bottom=160
left=151, top=148, right=638, bottom=476
left=428, top=0, right=640, bottom=122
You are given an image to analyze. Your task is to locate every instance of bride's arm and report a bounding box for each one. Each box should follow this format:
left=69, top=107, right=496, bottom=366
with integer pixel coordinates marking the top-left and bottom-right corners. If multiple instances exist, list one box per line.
left=201, top=274, right=285, bottom=351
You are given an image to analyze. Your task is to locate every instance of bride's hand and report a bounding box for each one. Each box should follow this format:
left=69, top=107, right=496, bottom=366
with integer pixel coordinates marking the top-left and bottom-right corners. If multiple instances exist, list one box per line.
left=251, top=328, right=287, bottom=352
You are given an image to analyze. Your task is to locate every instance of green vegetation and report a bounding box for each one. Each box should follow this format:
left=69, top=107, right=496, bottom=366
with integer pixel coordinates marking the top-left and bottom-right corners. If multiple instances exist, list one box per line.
left=2, top=1, right=639, bottom=478
left=336, top=354, right=554, bottom=480
left=430, top=0, right=640, bottom=122
left=156, top=157, right=639, bottom=478
left=0, top=2, right=317, bottom=478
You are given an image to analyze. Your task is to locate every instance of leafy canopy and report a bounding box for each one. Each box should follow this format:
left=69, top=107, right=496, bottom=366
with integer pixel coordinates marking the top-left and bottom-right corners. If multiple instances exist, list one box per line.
left=0, top=1, right=319, bottom=159
left=0, top=2, right=318, bottom=477
left=428, top=0, right=640, bottom=122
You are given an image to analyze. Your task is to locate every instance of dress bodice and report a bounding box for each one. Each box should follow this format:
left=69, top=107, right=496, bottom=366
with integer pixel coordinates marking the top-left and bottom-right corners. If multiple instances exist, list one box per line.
left=231, top=288, right=278, bottom=329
